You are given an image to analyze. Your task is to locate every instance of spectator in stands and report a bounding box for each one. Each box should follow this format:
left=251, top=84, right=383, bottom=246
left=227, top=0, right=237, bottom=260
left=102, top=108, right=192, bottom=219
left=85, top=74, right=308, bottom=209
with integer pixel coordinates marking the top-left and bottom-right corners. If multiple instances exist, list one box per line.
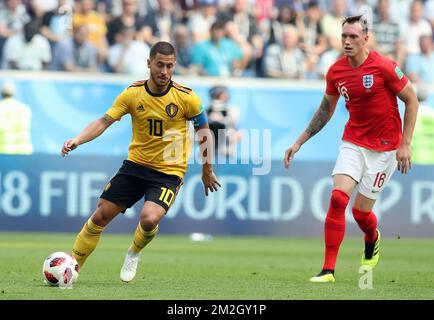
left=96, top=0, right=114, bottom=15
left=264, top=25, right=305, bottom=79
left=406, top=35, right=434, bottom=85
left=0, top=0, right=30, bottom=65
left=207, top=85, right=241, bottom=157
left=219, top=0, right=264, bottom=76
left=172, top=23, right=194, bottom=75
left=388, top=0, right=412, bottom=24
left=51, top=25, right=98, bottom=72
left=254, top=0, right=275, bottom=43
left=372, top=0, right=405, bottom=67
left=412, top=86, right=434, bottom=164
left=425, top=0, right=434, bottom=34
left=269, top=4, right=302, bottom=46
left=0, top=82, right=33, bottom=154
left=348, top=0, right=374, bottom=26
left=106, top=0, right=147, bottom=46
left=103, top=0, right=123, bottom=17
left=317, top=34, right=343, bottom=79
left=400, top=0, right=432, bottom=55
left=24, top=0, right=58, bottom=20
left=321, top=0, right=347, bottom=45
left=178, top=0, right=201, bottom=24
left=73, top=0, right=108, bottom=64
left=94, top=0, right=112, bottom=21
left=40, top=0, right=73, bottom=48
left=224, top=20, right=254, bottom=76
left=107, top=26, right=150, bottom=75
left=300, top=1, right=327, bottom=79
left=2, top=20, right=52, bottom=70
left=142, top=0, right=178, bottom=45
left=300, top=1, right=326, bottom=55
left=30, top=0, right=59, bottom=17
left=188, top=0, right=218, bottom=43
left=191, top=20, right=246, bottom=77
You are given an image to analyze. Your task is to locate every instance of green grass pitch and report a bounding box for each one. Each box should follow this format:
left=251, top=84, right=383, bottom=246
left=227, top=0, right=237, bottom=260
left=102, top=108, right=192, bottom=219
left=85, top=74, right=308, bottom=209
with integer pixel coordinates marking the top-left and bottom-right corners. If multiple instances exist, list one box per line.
left=0, top=232, right=433, bottom=300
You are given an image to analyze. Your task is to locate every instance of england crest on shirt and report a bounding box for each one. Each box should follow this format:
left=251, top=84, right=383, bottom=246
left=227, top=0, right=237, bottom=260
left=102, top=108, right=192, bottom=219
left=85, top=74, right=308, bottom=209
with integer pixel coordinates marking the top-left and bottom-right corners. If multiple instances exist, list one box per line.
left=362, top=75, right=374, bottom=89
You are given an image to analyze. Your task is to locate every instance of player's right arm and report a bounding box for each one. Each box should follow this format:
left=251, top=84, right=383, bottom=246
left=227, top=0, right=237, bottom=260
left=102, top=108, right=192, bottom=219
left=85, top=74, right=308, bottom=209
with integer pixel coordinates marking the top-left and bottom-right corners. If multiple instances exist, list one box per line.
left=284, top=93, right=339, bottom=169
left=61, top=114, right=115, bottom=157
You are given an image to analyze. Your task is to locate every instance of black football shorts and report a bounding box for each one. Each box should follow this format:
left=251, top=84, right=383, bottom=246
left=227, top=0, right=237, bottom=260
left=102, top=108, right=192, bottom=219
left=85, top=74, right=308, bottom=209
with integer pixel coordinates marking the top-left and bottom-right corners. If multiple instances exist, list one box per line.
left=100, top=160, right=183, bottom=213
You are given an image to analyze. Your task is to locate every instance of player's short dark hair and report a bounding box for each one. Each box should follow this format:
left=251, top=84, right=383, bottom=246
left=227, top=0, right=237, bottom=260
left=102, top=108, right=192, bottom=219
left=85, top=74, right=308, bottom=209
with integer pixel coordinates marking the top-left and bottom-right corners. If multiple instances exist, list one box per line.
left=149, top=41, right=176, bottom=59
left=342, top=15, right=368, bottom=34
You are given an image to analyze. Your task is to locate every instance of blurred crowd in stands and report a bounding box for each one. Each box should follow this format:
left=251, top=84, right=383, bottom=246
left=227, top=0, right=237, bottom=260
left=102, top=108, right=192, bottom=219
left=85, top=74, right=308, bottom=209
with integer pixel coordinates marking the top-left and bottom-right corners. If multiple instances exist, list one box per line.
left=0, top=0, right=433, bottom=85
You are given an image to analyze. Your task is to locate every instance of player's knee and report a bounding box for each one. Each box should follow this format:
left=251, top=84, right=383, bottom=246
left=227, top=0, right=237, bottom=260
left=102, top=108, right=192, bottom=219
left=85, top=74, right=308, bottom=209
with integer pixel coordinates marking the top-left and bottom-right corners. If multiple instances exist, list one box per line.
left=91, top=209, right=112, bottom=226
left=91, top=201, right=119, bottom=226
left=330, top=189, right=350, bottom=210
left=140, top=214, right=160, bottom=231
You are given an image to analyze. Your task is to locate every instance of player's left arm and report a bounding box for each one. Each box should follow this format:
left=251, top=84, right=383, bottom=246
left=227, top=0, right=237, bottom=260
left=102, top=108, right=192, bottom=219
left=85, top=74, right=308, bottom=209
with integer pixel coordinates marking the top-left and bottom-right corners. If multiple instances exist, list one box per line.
left=186, top=90, right=221, bottom=195
left=192, top=113, right=222, bottom=196
left=397, top=81, right=419, bottom=174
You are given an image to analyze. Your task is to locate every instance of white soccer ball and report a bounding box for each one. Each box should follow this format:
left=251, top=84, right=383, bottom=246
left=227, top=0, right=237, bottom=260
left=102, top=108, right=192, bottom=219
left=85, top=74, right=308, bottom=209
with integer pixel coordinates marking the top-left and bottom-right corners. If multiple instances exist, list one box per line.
left=42, top=252, right=80, bottom=288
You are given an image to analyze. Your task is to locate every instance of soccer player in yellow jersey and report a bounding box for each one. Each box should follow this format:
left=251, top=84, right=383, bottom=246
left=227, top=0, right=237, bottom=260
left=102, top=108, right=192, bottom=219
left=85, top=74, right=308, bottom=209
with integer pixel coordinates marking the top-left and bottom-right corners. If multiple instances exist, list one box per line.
left=61, top=41, right=221, bottom=282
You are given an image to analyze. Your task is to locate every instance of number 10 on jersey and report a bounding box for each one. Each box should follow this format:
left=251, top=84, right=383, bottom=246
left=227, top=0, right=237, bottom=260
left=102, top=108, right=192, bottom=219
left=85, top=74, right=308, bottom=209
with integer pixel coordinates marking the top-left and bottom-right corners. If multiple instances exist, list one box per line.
left=148, top=119, right=163, bottom=136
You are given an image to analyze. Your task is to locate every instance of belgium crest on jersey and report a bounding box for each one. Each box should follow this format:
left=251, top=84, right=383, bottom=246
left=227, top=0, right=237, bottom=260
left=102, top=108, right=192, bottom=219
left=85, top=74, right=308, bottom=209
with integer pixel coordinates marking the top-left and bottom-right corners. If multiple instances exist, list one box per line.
left=166, top=103, right=179, bottom=118
left=362, top=75, right=374, bottom=89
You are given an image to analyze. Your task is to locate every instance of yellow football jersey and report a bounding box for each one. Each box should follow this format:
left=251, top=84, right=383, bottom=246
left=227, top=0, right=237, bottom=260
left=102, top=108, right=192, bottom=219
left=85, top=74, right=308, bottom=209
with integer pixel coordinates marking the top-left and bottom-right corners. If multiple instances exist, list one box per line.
left=106, top=80, right=204, bottom=179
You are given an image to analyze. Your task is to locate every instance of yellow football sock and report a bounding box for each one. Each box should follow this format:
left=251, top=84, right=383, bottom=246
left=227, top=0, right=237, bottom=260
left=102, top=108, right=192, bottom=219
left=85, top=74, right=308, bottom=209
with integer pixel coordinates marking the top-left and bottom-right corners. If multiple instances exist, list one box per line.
left=71, top=219, right=105, bottom=267
left=130, top=224, right=159, bottom=254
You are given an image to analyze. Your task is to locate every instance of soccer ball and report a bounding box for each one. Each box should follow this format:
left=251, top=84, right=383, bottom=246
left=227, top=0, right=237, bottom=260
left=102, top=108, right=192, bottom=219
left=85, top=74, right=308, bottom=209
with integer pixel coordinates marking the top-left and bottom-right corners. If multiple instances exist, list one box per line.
left=42, top=252, right=80, bottom=288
